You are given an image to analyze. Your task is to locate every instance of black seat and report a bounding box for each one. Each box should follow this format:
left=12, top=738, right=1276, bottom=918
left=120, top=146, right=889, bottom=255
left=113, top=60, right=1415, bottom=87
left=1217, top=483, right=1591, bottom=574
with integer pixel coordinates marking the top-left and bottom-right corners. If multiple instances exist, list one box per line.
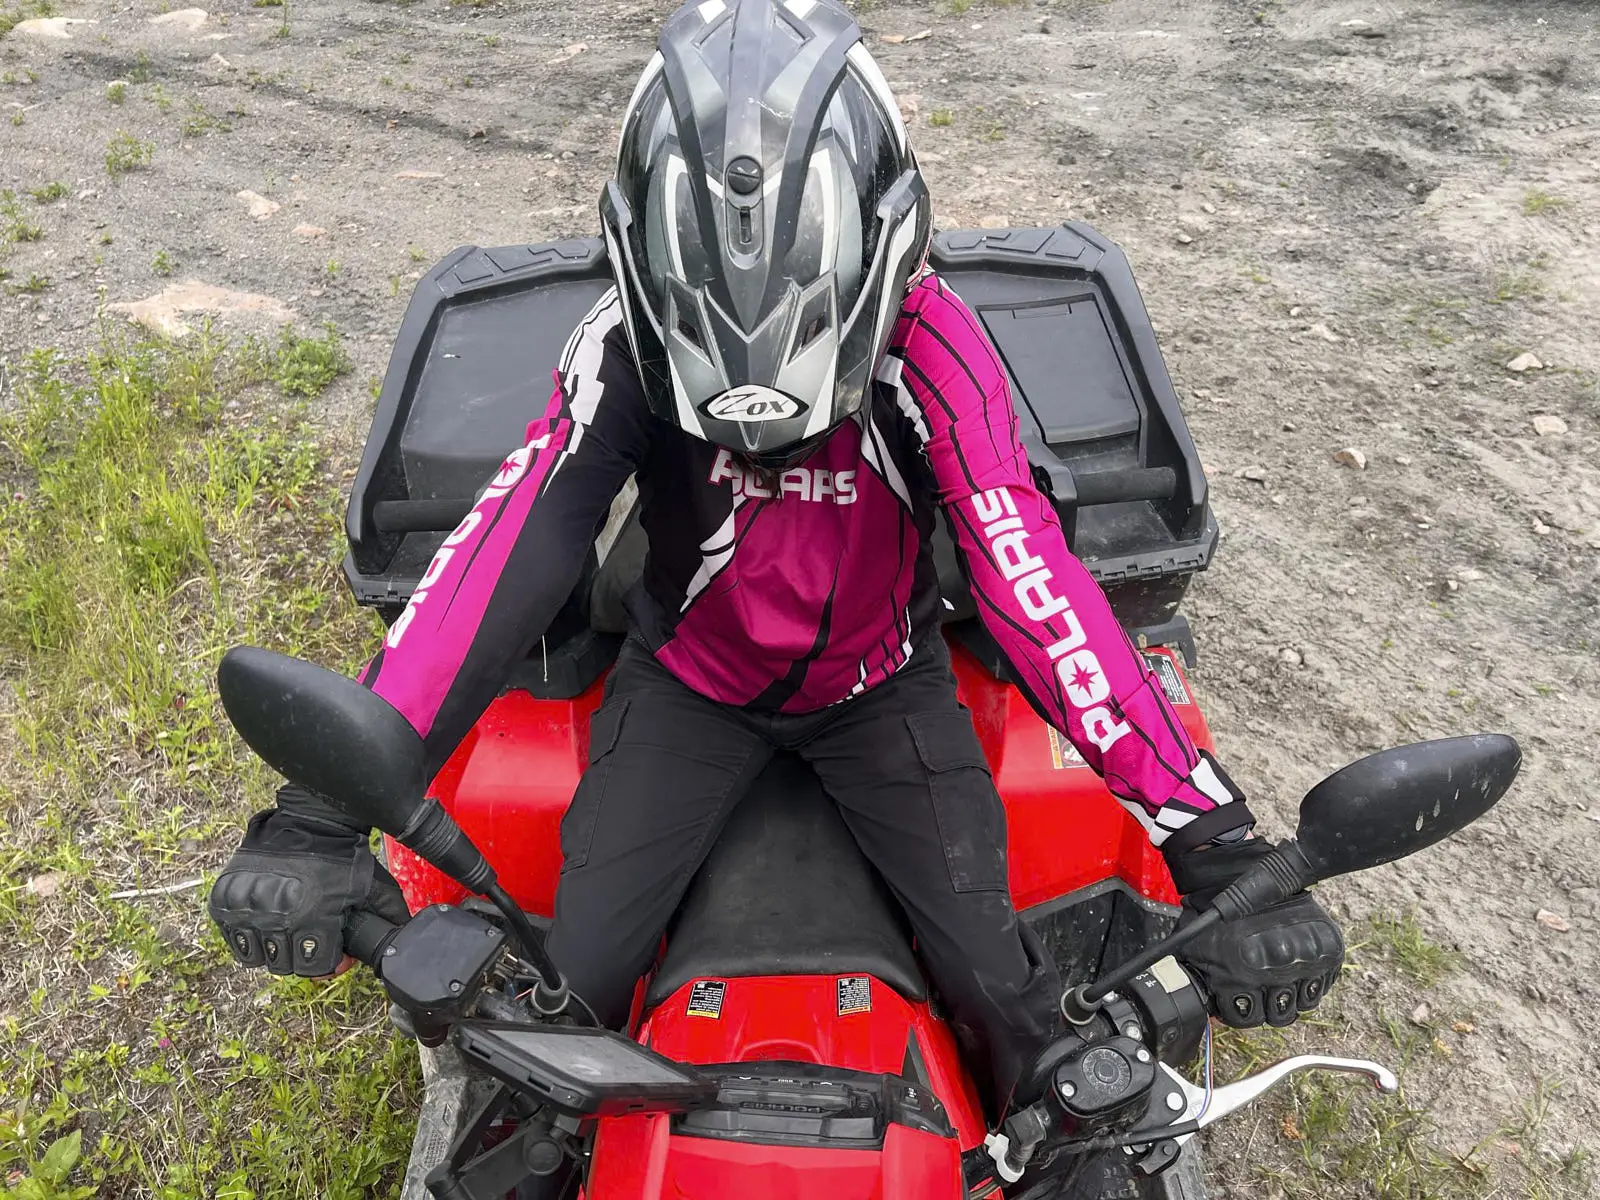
left=646, top=754, right=928, bottom=1008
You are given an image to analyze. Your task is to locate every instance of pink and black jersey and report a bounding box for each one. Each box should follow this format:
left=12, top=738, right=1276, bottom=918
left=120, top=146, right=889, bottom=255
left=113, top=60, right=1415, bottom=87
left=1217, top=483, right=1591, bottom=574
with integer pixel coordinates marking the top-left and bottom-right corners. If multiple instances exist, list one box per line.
left=363, top=276, right=1249, bottom=850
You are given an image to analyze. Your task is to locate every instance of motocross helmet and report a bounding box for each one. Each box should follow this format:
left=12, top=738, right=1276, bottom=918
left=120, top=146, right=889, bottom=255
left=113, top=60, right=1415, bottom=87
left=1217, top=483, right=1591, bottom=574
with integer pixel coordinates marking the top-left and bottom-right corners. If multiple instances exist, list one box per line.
left=601, top=0, right=932, bottom=467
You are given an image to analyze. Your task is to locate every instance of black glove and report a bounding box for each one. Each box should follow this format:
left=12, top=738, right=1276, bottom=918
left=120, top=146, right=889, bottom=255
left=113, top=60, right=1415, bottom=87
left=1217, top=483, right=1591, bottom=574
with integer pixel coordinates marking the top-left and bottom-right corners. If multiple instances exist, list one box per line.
left=1168, top=837, right=1344, bottom=1028
left=208, top=784, right=410, bottom=977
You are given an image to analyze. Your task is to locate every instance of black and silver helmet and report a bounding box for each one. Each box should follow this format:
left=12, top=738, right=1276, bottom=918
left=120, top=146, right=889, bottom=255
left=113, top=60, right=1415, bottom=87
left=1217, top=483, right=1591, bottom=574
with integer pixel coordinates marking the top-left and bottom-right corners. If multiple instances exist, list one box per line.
left=601, top=0, right=932, bottom=464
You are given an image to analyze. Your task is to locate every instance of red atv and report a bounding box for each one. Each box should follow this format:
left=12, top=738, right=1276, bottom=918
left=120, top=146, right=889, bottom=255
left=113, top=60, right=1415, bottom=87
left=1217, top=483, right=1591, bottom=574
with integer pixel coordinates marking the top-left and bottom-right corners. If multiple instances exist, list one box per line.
left=219, top=225, right=1521, bottom=1200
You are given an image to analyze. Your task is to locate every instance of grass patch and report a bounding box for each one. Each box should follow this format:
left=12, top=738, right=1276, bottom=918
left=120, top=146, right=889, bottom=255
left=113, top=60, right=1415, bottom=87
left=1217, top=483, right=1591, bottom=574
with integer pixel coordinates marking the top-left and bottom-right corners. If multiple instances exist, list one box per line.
left=104, top=131, right=154, bottom=178
left=1521, top=188, right=1570, bottom=217
left=0, top=326, right=415, bottom=1198
left=272, top=323, right=349, bottom=397
left=151, top=249, right=175, bottom=277
left=14, top=271, right=51, bottom=293
left=2, top=189, right=46, bottom=247
left=929, top=108, right=954, bottom=127
left=106, top=80, right=127, bottom=104
left=28, top=182, right=69, bottom=205
left=181, top=101, right=231, bottom=138
left=1357, top=911, right=1461, bottom=987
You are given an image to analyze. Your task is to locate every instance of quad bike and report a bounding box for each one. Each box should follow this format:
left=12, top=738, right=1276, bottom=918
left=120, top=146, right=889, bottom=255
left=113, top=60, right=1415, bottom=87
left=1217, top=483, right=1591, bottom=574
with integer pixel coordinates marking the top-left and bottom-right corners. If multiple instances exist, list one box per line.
left=217, top=224, right=1523, bottom=1199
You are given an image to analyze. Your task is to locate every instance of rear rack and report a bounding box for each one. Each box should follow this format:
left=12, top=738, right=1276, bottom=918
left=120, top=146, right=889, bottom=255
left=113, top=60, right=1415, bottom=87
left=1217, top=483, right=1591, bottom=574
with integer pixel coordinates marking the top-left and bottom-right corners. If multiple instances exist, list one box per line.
left=344, top=225, right=1217, bottom=688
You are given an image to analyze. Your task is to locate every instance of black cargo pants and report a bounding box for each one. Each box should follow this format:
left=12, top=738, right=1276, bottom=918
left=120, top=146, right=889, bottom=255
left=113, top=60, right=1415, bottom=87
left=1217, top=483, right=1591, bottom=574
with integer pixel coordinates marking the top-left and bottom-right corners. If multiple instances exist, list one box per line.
left=545, top=634, right=1063, bottom=1115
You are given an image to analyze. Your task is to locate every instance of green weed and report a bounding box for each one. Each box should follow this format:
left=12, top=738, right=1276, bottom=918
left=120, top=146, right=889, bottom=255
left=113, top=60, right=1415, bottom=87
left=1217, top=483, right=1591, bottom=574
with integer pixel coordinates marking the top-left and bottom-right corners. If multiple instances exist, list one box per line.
left=1358, top=911, right=1461, bottom=988
left=28, top=182, right=69, bottom=204
left=151, top=249, right=175, bottom=277
left=2, top=189, right=45, bottom=245
left=273, top=323, right=350, bottom=397
left=181, top=101, right=231, bottom=137
left=1521, top=188, right=1570, bottom=217
left=104, top=131, right=154, bottom=178
left=15, top=272, right=51, bottom=293
left=929, top=108, right=954, bottom=128
left=105, top=80, right=127, bottom=104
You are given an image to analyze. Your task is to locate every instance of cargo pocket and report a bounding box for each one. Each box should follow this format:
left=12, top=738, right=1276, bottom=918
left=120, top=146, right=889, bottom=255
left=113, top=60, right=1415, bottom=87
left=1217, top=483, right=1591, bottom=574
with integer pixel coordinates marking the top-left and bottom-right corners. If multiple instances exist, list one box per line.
left=908, top=710, right=1009, bottom=894
left=561, top=698, right=629, bottom=871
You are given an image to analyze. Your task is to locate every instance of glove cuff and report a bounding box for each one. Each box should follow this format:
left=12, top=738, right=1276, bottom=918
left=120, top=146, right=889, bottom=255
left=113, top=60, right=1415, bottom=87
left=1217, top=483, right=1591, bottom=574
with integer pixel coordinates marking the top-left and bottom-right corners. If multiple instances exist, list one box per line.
left=274, top=782, right=370, bottom=837
left=1160, top=800, right=1257, bottom=863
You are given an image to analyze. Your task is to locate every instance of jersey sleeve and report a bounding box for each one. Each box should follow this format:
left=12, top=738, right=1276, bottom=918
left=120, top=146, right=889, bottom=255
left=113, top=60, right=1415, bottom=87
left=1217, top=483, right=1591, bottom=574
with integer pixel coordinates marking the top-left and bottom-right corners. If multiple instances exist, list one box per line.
left=893, top=277, right=1254, bottom=854
left=361, top=291, right=648, bottom=774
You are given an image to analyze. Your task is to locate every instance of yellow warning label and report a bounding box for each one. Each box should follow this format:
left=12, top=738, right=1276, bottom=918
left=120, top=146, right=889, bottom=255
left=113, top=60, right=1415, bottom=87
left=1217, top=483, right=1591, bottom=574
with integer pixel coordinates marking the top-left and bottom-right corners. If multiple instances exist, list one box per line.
left=1047, top=726, right=1086, bottom=770
left=686, top=979, right=726, bottom=1019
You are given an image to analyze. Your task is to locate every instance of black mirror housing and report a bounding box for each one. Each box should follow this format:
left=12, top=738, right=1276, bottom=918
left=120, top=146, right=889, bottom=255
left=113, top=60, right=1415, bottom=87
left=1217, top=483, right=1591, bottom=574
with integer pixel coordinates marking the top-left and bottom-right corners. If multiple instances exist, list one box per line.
left=1295, top=734, right=1521, bottom=880
left=217, top=646, right=429, bottom=836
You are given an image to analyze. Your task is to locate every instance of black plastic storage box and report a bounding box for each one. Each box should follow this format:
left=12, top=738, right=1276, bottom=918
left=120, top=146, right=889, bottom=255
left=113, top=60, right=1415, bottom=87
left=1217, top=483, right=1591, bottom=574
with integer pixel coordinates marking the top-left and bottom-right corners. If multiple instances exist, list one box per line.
left=345, top=225, right=1217, bottom=693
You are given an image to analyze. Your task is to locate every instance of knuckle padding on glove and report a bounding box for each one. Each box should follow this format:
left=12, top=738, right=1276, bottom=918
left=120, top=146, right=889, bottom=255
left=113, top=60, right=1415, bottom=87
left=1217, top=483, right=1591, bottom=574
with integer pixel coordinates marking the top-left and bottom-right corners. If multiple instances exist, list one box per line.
left=1180, top=893, right=1345, bottom=1029
left=208, top=806, right=395, bottom=979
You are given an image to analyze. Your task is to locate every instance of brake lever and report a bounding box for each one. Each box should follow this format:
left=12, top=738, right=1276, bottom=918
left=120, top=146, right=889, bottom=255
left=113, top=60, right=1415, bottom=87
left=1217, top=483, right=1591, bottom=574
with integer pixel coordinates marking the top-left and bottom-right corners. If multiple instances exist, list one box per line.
left=1151, top=1054, right=1399, bottom=1141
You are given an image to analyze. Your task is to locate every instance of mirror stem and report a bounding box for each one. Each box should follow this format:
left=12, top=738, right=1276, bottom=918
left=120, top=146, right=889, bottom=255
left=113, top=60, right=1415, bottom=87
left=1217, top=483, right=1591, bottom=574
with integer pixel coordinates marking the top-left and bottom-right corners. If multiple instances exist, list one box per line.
left=1071, top=839, right=1320, bottom=1016
left=481, top=882, right=588, bottom=1023
left=1072, top=909, right=1220, bottom=1015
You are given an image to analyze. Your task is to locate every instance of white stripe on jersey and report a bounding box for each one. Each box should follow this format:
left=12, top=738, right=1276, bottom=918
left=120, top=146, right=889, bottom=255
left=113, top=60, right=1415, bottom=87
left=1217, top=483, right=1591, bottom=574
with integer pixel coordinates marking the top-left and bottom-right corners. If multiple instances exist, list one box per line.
left=558, top=289, right=623, bottom=426
left=680, top=499, right=746, bottom=611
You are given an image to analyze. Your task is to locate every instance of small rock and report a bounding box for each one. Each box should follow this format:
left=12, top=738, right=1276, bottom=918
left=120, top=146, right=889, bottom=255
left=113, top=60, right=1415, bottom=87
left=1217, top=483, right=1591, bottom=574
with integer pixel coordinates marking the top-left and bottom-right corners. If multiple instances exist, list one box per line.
left=895, top=93, right=921, bottom=123
left=1202, top=201, right=1216, bottom=215
left=1235, top=466, right=1267, bottom=483
left=468, top=126, right=487, bottom=139
left=1334, top=447, right=1367, bottom=470
left=1176, top=232, right=1193, bottom=245
left=1307, top=322, right=1341, bottom=343
left=1409, top=1001, right=1431, bottom=1027
left=1395, top=454, right=1413, bottom=466
left=292, top=223, right=326, bottom=238
left=236, top=190, right=280, bottom=220
left=1457, top=568, right=1485, bottom=583
left=1278, top=647, right=1303, bottom=667
left=1505, top=352, right=1544, bottom=373
left=1535, top=908, right=1571, bottom=932
left=148, top=7, right=207, bottom=29
left=978, top=214, right=1009, bottom=229
left=1452, top=1020, right=1476, bottom=1034
left=15, top=16, right=95, bottom=37
left=1532, top=414, right=1568, bottom=437
left=208, top=53, right=232, bottom=69
left=26, top=872, right=65, bottom=898
left=395, top=170, right=446, bottom=181
left=548, top=41, right=587, bottom=64
left=1288, top=305, right=1302, bottom=317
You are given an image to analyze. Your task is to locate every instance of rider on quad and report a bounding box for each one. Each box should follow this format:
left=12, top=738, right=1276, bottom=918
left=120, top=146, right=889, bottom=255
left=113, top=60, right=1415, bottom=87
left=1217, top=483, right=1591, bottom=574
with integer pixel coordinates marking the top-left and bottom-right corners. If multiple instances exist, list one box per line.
left=209, top=0, right=1344, bottom=1118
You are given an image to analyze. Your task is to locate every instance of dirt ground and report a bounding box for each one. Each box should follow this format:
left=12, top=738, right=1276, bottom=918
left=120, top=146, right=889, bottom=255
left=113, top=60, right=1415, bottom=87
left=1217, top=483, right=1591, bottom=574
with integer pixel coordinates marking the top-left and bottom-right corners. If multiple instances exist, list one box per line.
left=3, top=0, right=1597, bottom=1195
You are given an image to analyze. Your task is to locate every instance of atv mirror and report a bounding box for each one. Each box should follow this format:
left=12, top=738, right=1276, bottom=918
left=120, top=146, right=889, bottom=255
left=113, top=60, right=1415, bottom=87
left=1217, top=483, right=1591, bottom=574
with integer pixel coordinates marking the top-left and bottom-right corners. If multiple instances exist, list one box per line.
left=1295, top=734, right=1521, bottom=881
left=219, top=646, right=574, bottom=1003
left=217, top=646, right=429, bottom=834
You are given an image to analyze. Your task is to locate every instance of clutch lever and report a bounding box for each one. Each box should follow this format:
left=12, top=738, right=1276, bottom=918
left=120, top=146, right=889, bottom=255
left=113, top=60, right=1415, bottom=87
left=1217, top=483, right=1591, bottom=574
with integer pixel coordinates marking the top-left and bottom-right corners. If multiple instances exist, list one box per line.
left=1152, top=1054, right=1399, bottom=1141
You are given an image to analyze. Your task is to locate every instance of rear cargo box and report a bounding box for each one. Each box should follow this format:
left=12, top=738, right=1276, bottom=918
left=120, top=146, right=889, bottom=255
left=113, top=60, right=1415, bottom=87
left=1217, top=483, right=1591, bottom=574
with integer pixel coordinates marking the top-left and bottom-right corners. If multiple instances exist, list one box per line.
left=345, top=225, right=1216, bottom=686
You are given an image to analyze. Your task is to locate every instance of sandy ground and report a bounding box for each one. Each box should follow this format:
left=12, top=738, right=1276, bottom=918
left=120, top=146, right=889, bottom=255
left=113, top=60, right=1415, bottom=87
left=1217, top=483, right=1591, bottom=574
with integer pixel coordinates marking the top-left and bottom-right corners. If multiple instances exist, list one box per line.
left=3, top=0, right=1597, bottom=1193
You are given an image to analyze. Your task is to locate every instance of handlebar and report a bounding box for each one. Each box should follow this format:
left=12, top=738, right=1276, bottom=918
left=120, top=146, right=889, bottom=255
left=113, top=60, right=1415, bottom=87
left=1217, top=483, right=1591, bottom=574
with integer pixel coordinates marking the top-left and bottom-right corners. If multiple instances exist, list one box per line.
left=346, top=909, right=402, bottom=971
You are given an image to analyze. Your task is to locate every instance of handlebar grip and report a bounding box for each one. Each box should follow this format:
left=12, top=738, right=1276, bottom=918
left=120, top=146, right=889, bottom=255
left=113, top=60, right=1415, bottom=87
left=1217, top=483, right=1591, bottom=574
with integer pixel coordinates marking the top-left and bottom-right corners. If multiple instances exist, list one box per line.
left=346, top=909, right=402, bottom=972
